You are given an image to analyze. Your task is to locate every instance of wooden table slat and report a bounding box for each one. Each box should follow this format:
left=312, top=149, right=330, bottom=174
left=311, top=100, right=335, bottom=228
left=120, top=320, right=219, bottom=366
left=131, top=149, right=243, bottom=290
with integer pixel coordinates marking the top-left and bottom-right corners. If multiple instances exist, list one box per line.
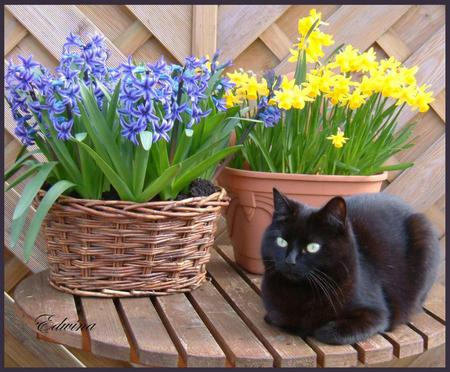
left=423, top=283, right=446, bottom=323
left=354, top=334, right=394, bottom=365
left=155, top=294, right=226, bottom=367
left=118, top=297, right=179, bottom=367
left=216, top=245, right=263, bottom=292
left=408, top=311, right=446, bottom=350
left=81, top=298, right=130, bottom=361
left=189, top=281, right=274, bottom=367
left=306, top=338, right=358, bottom=367
left=208, top=249, right=318, bottom=367
left=13, top=270, right=83, bottom=349
left=383, top=325, right=424, bottom=358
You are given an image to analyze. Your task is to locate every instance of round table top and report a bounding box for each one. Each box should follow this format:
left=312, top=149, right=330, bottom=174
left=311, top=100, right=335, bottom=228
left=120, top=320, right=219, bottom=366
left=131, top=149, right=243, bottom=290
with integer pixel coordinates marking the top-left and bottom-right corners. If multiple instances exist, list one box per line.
left=13, top=245, right=446, bottom=367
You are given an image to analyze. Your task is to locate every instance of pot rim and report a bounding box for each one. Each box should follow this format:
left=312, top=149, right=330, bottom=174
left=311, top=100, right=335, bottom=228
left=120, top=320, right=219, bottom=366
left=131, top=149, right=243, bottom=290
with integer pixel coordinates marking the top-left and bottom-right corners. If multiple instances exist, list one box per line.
left=221, top=167, right=388, bottom=182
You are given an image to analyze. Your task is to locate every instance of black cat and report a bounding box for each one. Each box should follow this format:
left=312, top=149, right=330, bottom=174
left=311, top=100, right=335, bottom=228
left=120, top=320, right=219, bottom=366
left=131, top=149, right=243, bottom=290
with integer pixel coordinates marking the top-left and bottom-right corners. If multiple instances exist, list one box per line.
left=261, top=188, right=440, bottom=345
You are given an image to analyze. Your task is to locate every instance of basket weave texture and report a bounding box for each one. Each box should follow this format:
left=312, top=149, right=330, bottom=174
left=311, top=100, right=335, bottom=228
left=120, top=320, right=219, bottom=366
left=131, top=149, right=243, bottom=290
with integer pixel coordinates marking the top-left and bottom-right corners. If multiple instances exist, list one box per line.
left=35, top=188, right=229, bottom=297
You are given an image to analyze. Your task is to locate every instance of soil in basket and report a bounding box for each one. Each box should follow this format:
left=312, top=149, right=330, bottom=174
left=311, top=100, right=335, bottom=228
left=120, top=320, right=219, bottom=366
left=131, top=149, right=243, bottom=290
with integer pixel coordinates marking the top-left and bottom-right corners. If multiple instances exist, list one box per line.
left=175, top=179, right=220, bottom=200
left=42, top=178, right=219, bottom=201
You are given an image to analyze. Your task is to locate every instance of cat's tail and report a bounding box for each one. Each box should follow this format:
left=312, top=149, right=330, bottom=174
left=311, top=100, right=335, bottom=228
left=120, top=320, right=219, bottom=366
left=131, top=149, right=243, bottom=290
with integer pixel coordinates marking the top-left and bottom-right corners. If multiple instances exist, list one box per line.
left=405, top=213, right=441, bottom=310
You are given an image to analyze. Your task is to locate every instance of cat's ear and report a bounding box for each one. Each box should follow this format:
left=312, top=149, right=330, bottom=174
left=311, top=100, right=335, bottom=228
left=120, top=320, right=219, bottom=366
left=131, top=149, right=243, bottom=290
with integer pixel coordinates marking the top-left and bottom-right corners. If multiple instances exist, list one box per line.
left=320, top=196, right=347, bottom=230
left=273, top=188, right=295, bottom=220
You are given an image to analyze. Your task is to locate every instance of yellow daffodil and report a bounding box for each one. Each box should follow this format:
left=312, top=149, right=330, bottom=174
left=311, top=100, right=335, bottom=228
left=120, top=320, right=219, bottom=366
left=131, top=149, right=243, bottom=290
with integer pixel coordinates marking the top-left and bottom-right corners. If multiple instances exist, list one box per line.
left=288, top=9, right=334, bottom=64
left=224, top=91, right=242, bottom=108
left=298, top=8, right=322, bottom=35
left=330, top=45, right=360, bottom=73
left=303, top=78, right=321, bottom=98
left=291, top=85, right=314, bottom=109
left=357, top=47, right=378, bottom=72
left=227, top=71, right=250, bottom=87
left=204, top=54, right=212, bottom=71
left=273, top=89, right=294, bottom=110
left=325, top=74, right=352, bottom=104
left=393, top=84, right=417, bottom=107
left=359, top=75, right=375, bottom=96
left=397, top=66, right=418, bottom=86
left=379, top=56, right=401, bottom=72
left=223, top=11, right=433, bottom=118
left=288, top=48, right=301, bottom=63
left=280, top=76, right=296, bottom=90
left=341, top=88, right=368, bottom=110
left=412, top=84, right=434, bottom=112
left=327, top=128, right=349, bottom=148
left=272, top=83, right=314, bottom=110
left=366, top=69, right=385, bottom=94
left=245, top=75, right=259, bottom=100
left=381, top=72, right=402, bottom=98
left=258, top=78, right=270, bottom=97
left=225, top=70, right=270, bottom=102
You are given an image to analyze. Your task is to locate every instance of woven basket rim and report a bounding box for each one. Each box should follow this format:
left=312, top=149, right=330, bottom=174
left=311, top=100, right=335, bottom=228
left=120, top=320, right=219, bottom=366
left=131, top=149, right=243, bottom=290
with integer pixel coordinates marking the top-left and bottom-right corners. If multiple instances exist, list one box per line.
left=35, top=186, right=229, bottom=220
left=36, top=186, right=229, bottom=207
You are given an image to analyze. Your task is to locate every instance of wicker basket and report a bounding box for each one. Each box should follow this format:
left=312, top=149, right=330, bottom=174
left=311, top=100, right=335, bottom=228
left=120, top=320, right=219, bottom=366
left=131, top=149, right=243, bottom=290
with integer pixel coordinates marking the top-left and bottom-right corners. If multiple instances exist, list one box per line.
left=34, top=188, right=229, bottom=297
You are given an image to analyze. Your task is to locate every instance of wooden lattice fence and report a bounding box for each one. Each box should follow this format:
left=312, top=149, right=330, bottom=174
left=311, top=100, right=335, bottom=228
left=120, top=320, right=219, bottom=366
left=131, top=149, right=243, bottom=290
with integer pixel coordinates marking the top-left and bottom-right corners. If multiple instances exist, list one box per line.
left=3, top=4, right=445, bottom=367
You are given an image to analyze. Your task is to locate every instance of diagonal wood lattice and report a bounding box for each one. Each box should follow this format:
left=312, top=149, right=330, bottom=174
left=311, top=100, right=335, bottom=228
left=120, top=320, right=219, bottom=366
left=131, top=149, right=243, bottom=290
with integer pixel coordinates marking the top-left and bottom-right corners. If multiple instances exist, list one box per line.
left=3, top=5, right=445, bottom=368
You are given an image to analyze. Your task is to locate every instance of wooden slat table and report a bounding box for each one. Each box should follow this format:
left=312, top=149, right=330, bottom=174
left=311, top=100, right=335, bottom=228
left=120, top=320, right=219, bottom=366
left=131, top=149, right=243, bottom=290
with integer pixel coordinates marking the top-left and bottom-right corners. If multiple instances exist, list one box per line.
left=13, top=245, right=445, bottom=368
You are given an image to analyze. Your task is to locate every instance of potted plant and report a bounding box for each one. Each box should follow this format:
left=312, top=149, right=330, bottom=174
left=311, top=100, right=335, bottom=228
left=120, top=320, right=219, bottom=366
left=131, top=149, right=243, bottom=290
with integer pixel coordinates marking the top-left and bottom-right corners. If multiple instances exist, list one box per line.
left=5, top=33, right=242, bottom=296
left=217, top=9, right=435, bottom=273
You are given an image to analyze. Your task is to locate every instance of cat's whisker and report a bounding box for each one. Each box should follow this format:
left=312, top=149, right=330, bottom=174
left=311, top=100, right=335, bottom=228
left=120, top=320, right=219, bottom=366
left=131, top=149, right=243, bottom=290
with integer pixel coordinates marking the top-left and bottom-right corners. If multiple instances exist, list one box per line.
left=309, top=271, right=338, bottom=315
left=310, top=270, right=344, bottom=312
left=313, top=270, right=345, bottom=310
left=314, top=268, right=346, bottom=302
left=338, top=261, right=351, bottom=277
left=306, top=274, right=319, bottom=302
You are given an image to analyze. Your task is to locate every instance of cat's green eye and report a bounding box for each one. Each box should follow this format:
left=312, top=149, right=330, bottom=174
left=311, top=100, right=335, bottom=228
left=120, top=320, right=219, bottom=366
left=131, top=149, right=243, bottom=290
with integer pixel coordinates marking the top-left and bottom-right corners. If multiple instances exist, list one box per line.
left=276, top=237, right=288, bottom=248
left=306, top=242, right=321, bottom=253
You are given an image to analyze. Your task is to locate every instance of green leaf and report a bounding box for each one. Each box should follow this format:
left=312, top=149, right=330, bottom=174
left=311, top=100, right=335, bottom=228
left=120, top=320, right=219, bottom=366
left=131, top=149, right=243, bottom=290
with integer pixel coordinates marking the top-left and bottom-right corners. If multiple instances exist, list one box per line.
left=5, top=162, right=43, bottom=192
left=10, top=212, right=27, bottom=248
left=23, top=180, right=75, bottom=262
left=175, top=137, right=233, bottom=177
left=12, top=162, right=57, bottom=221
left=248, top=132, right=277, bottom=172
left=79, top=81, right=129, bottom=180
left=15, top=144, right=28, bottom=163
left=375, top=162, right=414, bottom=172
left=107, top=81, right=122, bottom=136
left=324, top=43, right=345, bottom=64
left=140, top=131, right=153, bottom=151
left=132, top=134, right=151, bottom=194
left=335, top=161, right=361, bottom=173
left=40, top=111, right=82, bottom=182
left=4, top=149, right=41, bottom=181
left=75, top=140, right=135, bottom=200
left=137, top=164, right=181, bottom=202
left=171, top=145, right=242, bottom=196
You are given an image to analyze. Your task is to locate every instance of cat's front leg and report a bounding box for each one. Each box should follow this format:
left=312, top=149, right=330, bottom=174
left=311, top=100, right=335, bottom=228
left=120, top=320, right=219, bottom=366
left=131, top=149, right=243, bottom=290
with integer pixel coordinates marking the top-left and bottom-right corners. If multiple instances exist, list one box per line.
left=264, top=312, right=308, bottom=337
left=264, top=311, right=287, bottom=328
left=313, top=307, right=388, bottom=345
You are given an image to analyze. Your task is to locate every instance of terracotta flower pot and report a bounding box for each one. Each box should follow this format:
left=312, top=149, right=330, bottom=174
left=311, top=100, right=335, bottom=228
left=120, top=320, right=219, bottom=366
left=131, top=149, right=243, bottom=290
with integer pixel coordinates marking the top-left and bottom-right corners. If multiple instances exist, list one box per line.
left=217, top=167, right=387, bottom=274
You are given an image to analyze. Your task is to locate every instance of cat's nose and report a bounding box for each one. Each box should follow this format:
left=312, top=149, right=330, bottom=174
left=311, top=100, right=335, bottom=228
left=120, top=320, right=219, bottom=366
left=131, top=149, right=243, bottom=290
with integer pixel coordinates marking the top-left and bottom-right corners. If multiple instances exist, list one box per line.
left=285, top=249, right=298, bottom=265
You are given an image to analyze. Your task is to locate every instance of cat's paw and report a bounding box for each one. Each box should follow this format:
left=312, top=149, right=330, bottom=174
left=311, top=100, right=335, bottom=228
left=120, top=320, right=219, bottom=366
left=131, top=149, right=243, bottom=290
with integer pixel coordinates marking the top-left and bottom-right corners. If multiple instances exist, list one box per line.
left=313, top=321, right=347, bottom=345
left=264, top=314, right=274, bottom=325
